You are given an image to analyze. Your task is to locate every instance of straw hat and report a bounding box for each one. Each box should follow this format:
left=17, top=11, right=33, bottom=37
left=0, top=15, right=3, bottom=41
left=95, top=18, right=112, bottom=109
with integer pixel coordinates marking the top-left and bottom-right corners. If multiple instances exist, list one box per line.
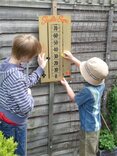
left=80, top=57, right=109, bottom=86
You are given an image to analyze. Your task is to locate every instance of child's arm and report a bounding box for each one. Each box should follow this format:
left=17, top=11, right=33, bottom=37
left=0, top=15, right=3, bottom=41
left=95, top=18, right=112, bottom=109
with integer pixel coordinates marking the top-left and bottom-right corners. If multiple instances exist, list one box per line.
left=61, top=78, right=75, bottom=102
left=10, top=79, right=34, bottom=116
left=63, top=51, right=81, bottom=67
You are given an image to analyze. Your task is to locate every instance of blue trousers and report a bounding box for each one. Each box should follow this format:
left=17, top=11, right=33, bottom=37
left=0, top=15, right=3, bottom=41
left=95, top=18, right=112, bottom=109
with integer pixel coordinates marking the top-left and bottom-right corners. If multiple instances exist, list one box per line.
left=0, top=121, right=27, bottom=156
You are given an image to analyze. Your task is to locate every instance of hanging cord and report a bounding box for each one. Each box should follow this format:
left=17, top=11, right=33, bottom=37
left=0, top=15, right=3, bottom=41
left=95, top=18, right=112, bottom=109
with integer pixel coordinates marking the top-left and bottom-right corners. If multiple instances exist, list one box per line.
left=26, top=63, right=29, bottom=156
left=101, top=113, right=110, bottom=132
left=26, top=63, right=29, bottom=81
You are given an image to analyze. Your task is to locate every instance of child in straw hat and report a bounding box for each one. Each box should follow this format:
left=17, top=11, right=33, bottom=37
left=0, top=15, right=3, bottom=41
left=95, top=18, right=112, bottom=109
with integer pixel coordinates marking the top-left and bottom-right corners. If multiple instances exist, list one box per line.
left=61, top=51, right=109, bottom=156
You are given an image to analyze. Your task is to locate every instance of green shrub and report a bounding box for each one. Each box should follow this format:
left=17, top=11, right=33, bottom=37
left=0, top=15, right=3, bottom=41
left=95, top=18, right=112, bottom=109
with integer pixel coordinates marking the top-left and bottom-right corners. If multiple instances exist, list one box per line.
left=107, top=85, right=117, bottom=145
left=0, top=131, right=18, bottom=156
left=99, top=81, right=117, bottom=151
left=99, top=129, right=116, bottom=151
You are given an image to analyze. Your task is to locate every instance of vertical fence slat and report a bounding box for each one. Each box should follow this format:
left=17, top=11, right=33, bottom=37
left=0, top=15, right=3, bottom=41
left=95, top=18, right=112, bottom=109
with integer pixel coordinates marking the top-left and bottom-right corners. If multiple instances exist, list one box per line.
left=48, top=82, right=55, bottom=156
left=103, top=7, right=114, bottom=112
left=48, top=1, right=57, bottom=156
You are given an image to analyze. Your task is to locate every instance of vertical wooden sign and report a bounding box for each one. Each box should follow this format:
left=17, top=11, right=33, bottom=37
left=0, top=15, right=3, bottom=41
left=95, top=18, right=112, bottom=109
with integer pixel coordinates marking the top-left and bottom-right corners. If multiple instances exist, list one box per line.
left=39, top=15, right=71, bottom=83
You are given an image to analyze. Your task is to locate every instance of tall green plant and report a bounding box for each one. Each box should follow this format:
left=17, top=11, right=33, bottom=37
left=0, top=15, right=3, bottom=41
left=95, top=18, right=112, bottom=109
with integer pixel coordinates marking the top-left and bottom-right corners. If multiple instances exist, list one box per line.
left=107, top=85, right=117, bottom=145
left=0, top=131, right=18, bottom=156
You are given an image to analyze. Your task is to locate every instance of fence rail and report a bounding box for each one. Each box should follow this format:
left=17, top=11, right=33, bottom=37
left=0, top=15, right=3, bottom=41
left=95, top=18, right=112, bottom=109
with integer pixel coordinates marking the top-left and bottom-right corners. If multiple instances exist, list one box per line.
left=0, top=1, right=117, bottom=156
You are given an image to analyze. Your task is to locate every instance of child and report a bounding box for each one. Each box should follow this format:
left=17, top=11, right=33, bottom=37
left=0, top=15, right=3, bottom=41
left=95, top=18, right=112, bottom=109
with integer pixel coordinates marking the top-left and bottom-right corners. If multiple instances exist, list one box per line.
left=61, top=51, right=109, bottom=156
left=0, top=34, right=47, bottom=156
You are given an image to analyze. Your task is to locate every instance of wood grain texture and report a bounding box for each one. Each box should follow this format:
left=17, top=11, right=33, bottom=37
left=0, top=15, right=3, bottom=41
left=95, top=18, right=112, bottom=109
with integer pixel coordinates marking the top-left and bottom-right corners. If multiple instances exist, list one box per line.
left=0, top=2, right=117, bottom=156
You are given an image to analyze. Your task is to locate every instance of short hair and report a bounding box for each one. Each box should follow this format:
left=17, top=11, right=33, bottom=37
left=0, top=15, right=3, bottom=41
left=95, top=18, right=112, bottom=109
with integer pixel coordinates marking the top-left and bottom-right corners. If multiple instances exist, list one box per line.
left=12, top=34, right=42, bottom=60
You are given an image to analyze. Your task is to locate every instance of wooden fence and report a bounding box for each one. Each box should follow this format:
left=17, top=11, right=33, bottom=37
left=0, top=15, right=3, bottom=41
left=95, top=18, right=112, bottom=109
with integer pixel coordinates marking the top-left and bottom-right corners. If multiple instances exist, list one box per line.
left=0, top=0, right=117, bottom=155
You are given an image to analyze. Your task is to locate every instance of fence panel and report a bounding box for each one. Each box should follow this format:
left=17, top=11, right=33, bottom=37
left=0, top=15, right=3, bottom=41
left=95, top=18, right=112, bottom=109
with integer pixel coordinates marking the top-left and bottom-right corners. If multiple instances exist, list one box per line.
left=0, top=1, right=117, bottom=156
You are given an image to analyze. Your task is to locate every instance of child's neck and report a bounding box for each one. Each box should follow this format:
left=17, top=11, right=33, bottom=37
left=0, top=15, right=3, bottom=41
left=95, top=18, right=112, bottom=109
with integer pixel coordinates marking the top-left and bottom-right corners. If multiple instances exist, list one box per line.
left=9, top=56, right=20, bottom=65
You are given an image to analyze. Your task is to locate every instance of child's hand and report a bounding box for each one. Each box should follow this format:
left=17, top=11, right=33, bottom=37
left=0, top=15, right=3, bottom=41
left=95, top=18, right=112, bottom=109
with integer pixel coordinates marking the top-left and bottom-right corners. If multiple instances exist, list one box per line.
left=63, top=51, right=74, bottom=61
left=63, top=50, right=81, bottom=67
left=60, top=78, right=68, bottom=86
left=28, top=88, right=32, bottom=95
left=38, top=53, right=48, bottom=69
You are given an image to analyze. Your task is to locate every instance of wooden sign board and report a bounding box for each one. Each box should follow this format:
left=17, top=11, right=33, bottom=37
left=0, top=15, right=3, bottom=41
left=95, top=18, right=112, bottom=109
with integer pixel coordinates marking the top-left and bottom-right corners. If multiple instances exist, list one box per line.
left=39, top=15, right=71, bottom=83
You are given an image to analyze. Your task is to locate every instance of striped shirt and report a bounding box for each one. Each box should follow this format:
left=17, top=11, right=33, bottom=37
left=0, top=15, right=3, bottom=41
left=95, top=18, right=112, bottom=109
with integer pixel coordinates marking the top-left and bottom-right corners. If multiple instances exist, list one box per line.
left=0, top=58, right=44, bottom=125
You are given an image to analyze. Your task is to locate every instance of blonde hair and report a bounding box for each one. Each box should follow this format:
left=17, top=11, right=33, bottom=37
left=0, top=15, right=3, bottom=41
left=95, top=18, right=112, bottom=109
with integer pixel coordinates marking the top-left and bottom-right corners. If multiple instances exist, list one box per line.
left=12, top=34, right=42, bottom=60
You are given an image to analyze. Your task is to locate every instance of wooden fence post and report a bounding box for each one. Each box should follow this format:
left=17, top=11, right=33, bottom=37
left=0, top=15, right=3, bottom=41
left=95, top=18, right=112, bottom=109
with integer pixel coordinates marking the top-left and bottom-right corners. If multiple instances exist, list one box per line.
left=103, top=6, right=114, bottom=112
left=48, top=1, right=57, bottom=156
